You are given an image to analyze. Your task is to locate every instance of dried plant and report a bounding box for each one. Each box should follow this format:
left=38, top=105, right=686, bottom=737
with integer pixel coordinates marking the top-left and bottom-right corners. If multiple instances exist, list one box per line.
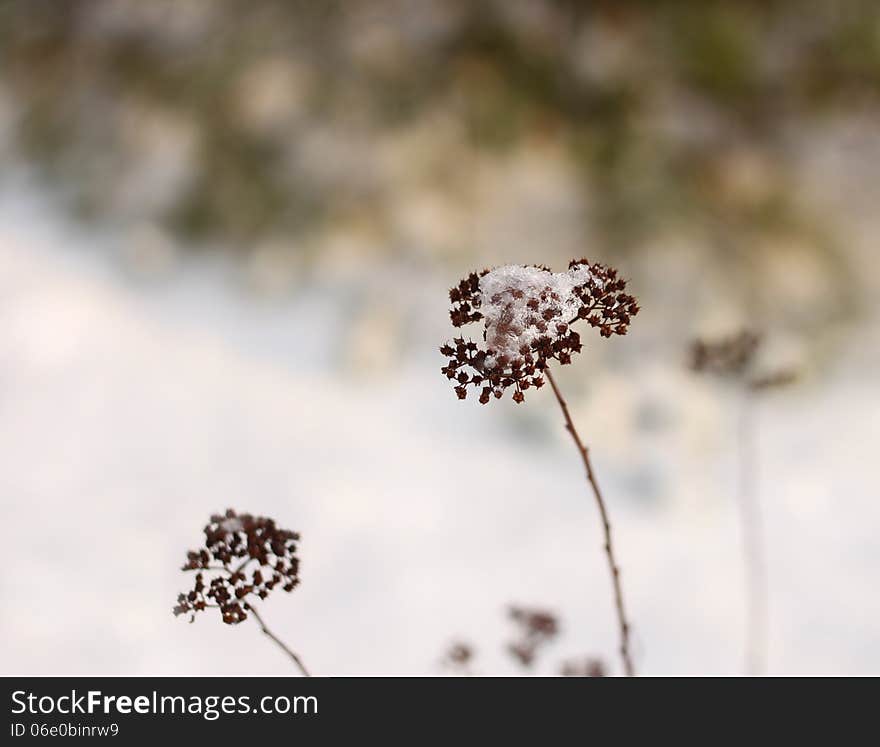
left=441, top=261, right=638, bottom=404
left=442, top=641, right=476, bottom=676
left=690, top=330, right=761, bottom=378
left=690, top=330, right=798, bottom=392
left=506, top=606, right=560, bottom=669
left=441, top=261, right=640, bottom=676
left=689, top=331, right=797, bottom=675
left=173, top=509, right=310, bottom=676
left=443, top=605, right=607, bottom=676
left=560, top=657, right=607, bottom=677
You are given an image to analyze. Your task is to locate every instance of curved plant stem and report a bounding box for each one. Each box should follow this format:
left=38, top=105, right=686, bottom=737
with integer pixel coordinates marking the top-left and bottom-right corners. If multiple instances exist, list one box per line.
left=247, top=603, right=311, bottom=676
left=545, top=368, right=635, bottom=677
left=737, top=394, right=766, bottom=675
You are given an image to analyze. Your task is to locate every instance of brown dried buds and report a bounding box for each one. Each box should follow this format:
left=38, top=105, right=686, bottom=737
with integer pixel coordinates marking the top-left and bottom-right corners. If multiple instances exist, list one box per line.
left=173, top=509, right=301, bottom=625
left=690, top=330, right=761, bottom=378
left=442, top=641, right=476, bottom=675
left=506, top=605, right=560, bottom=668
left=560, top=657, right=607, bottom=677
left=441, top=260, right=639, bottom=403
left=690, top=330, right=798, bottom=392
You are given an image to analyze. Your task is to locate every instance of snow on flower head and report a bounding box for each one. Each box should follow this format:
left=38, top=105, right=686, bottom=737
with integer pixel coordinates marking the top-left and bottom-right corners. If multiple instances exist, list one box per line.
left=441, top=259, right=639, bottom=403
left=220, top=517, right=244, bottom=533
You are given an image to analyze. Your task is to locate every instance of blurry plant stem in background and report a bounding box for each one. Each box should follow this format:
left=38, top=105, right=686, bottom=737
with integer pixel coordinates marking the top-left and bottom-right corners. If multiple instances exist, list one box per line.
left=545, top=369, right=635, bottom=677
left=246, top=603, right=311, bottom=677
left=737, top=393, right=767, bottom=676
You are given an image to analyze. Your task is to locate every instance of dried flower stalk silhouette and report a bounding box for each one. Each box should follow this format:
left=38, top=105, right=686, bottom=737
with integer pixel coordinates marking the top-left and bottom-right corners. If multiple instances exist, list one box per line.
left=173, top=509, right=310, bottom=676
left=441, top=260, right=640, bottom=676
left=690, top=331, right=797, bottom=675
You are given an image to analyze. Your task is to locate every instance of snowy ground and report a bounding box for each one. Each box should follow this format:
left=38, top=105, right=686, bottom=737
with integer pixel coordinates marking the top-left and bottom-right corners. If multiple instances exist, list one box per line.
left=1, top=187, right=878, bottom=676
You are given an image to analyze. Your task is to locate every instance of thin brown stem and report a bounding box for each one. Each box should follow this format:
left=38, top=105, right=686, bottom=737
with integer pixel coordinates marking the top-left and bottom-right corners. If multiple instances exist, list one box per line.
left=544, top=368, right=635, bottom=677
left=737, top=393, right=767, bottom=676
left=246, top=603, right=311, bottom=676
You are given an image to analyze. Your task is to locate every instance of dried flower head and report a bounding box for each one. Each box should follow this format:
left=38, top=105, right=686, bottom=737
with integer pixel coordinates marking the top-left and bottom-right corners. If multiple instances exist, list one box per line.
left=173, top=509, right=301, bottom=625
left=441, top=260, right=639, bottom=403
left=506, top=605, right=560, bottom=668
left=690, top=330, right=761, bottom=378
left=442, top=641, right=476, bottom=674
left=748, top=369, right=799, bottom=392
left=690, top=330, right=798, bottom=392
left=560, top=657, right=607, bottom=677
left=446, top=641, right=474, bottom=666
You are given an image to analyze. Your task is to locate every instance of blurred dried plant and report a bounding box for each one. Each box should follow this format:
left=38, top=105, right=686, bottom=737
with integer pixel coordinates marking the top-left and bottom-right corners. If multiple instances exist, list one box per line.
left=442, top=261, right=639, bottom=675
left=690, top=330, right=798, bottom=675
left=174, top=509, right=310, bottom=676
left=690, top=330, right=798, bottom=392
left=442, top=641, right=476, bottom=676
left=506, top=606, right=560, bottom=669
left=443, top=605, right=607, bottom=676
left=690, top=330, right=762, bottom=379
left=560, top=657, right=606, bottom=677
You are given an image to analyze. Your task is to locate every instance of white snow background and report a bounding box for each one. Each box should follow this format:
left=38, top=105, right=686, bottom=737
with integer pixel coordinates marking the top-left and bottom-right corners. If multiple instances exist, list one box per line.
left=1, top=176, right=878, bottom=676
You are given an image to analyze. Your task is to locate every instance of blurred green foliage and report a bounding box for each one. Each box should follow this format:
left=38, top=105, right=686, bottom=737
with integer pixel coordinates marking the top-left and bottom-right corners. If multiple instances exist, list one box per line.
left=0, top=0, right=876, bottom=339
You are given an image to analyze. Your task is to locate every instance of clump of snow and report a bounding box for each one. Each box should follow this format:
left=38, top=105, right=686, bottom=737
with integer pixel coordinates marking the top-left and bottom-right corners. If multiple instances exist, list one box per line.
left=478, top=264, right=594, bottom=367
left=220, top=517, right=243, bottom=533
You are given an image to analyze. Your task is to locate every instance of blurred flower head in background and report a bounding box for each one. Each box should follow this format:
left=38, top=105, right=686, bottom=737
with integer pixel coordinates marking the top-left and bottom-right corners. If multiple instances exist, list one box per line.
left=690, top=330, right=800, bottom=392
left=506, top=605, right=560, bottom=668
left=560, top=657, right=606, bottom=678
left=690, top=330, right=762, bottom=378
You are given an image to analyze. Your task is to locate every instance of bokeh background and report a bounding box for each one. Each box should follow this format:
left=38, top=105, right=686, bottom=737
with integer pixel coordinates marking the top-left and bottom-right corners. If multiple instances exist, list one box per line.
left=1, top=0, right=878, bottom=675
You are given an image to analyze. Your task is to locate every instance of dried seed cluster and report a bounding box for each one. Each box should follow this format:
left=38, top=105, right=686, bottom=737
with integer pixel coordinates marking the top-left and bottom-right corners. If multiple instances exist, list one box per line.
left=506, top=605, right=560, bottom=668
left=690, top=330, right=761, bottom=377
left=446, top=641, right=474, bottom=666
left=690, top=330, right=798, bottom=392
left=560, top=657, right=607, bottom=677
left=173, top=509, right=301, bottom=625
left=441, top=260, right=639, bottom=403
left=442, top=641, right=475, bottom=674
